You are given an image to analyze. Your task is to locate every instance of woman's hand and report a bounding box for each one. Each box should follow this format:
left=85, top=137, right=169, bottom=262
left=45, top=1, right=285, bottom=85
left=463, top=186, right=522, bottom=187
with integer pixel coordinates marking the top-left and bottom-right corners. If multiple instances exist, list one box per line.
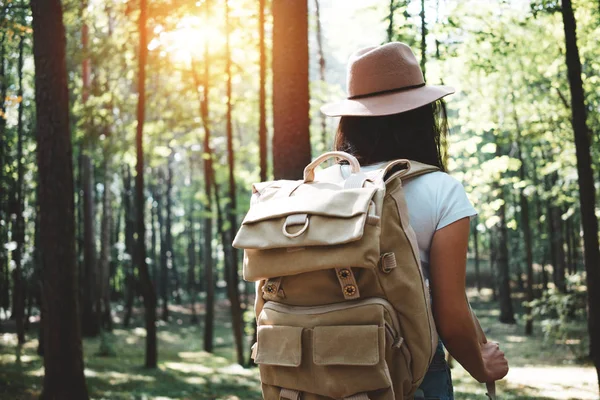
left=479, top=341, right=509, bottom=382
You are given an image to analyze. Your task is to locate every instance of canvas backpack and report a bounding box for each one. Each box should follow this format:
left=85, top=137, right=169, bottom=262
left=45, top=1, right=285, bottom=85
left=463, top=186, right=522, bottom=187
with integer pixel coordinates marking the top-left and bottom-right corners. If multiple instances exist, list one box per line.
left=233, top=151, right=441, bottom=400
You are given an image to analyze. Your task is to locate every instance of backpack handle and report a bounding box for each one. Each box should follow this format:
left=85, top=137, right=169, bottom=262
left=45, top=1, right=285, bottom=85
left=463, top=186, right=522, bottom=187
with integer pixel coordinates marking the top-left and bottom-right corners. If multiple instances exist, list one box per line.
left=304, top=151, right=361, bottom=183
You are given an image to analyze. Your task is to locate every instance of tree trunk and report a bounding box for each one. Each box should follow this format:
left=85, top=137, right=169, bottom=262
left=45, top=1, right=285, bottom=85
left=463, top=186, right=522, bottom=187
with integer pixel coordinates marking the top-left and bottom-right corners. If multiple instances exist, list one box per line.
left=156, top=170, right=169, bottom=322
left=99, top=156, right=112, bottom=330
left=123, top=166, right=136, bottom=327
left=494, top=180, right=516, bottom=324
left=472, top=218, right=481, bottom=292
left=258, top=0, right=268, bottom=182
left=80, top=0, right=99, bottom=338
left=31, top=0, right=90, bottom=396
left=193, top=0, right=215, bottom=353
left=565, top=213, right=575, bottom=274
left=150, top=184, right=158, bottom=289
left=561, top=0, right=600, bottom=387
left=512, top=96, right=534, bottom=334
left=272, top=0, right=311, bottom=179
left=419, top=0, right=426, bottom=81
left=387, top=0, right=396, bottom=42
left=489, top=231, right=498, bottom=301
left=134, top=0, right=157, bottom=368
left=0, top=9, right=7, bottom=315
left=165, top=152, right=181, bottom=305
left=314, top=0, right=327, bottom=150
left=551, top=205, right=567, bottom=292
left=187, top=158, right=198, bottom=325
left=11, top=33, right=26, bottom=344
left=225, top=0, right=245, bottom=366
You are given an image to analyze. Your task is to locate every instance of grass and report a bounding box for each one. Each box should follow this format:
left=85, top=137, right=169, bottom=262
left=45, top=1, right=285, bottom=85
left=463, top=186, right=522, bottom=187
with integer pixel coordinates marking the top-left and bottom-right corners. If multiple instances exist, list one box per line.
left=1, top=292, right=598, bottom=399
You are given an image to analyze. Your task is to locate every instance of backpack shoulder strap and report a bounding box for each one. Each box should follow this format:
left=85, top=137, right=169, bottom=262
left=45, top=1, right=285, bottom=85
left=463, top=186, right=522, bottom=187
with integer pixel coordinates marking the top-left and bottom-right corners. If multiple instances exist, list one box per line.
left=401, top=160, right=440, bottom=181
left=363, top=159, right=439, bottom=183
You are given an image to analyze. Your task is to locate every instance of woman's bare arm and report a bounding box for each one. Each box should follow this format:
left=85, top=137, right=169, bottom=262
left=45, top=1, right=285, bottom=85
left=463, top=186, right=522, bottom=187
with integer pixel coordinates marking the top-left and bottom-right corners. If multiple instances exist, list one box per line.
left=429, top=217, right=508, bottom=382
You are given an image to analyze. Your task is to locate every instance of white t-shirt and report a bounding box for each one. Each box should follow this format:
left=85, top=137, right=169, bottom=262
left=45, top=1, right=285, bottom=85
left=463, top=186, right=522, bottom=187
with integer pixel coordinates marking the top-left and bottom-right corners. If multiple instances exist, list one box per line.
left=347, top=162, right=478, bottom=265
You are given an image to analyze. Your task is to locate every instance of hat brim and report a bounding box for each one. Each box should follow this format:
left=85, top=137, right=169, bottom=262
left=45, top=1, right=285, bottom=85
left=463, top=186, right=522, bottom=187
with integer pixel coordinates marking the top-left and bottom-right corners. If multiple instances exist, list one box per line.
left=320, top=85, right=455, bottom=117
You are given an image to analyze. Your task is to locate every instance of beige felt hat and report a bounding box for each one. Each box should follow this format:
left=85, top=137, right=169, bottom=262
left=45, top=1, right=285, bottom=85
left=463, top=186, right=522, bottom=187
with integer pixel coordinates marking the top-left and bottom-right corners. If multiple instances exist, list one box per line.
left=321, top=42, right=455, bottom=117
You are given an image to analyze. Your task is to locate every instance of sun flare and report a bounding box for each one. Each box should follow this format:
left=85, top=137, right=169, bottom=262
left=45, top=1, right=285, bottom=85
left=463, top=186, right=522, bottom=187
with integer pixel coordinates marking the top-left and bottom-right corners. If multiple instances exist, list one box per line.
left=149, top=15, right=223, bottom=64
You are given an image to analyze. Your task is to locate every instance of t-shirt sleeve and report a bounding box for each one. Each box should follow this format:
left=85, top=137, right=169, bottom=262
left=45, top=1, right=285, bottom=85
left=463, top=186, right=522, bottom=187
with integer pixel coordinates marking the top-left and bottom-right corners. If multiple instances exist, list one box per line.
left=436, top=176, right=478, bottom=231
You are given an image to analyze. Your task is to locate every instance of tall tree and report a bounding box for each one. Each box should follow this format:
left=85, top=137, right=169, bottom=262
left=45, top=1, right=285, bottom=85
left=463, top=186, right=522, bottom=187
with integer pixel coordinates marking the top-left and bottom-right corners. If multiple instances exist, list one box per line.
left=272, top=0, right=311, bottom=179
left=314, top=0, right=327, bottom=150
left=493, top=145, right=515, bottom=324
left=561, top=0, right=600, bottom=388
left=80, top=1, right=99, bottom=338
left=258, top=0, right=268, bottom=182
left=99, top=155, right=112, bottom=330
left=420, top=0, right=426, bottom=80
left=387, top=0, right=397, bottom=42
left=122, top=166, right=136, bottom=327
left=514, top=115, right=534, bottom=335
left=0, top=5, right=8, bottom=319
left=192, top=0, right=215, bottom=353
left=165, top=152, right=180, bottom=305
left=135, top=0, right=157, bottom=368
left=225, top=0, right=245, bottom=366
left=11, top=33, right=25, bottom=344
left=31, top=0, right=89, bottom=397
left=187, top=157, right=198, bottom=324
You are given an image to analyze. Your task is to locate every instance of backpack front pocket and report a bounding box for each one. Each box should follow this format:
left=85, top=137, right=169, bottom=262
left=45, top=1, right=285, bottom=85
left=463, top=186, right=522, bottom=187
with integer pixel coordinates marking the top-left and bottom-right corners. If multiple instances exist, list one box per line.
left=254, top=300, right=398, bottom=400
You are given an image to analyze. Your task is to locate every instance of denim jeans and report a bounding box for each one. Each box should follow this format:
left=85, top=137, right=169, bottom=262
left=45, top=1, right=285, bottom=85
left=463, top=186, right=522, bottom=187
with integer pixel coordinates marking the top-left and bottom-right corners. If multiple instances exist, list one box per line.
left=414, top=340, right=454, bottom=400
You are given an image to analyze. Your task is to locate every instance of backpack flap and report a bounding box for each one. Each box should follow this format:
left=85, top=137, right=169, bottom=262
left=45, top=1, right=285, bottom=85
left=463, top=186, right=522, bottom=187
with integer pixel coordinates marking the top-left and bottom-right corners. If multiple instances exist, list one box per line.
left=233, top=184, right=382, bottom=282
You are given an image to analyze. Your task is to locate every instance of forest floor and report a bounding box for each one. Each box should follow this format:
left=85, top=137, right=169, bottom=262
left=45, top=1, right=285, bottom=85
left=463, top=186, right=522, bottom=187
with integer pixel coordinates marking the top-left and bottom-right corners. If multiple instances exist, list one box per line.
left=0, top=292, right=597, bottom=400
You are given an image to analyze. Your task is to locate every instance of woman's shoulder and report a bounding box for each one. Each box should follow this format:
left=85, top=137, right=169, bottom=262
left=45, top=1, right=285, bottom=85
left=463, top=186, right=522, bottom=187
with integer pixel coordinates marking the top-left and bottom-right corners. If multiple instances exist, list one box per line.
left=406, top=170, right=466, bottom=192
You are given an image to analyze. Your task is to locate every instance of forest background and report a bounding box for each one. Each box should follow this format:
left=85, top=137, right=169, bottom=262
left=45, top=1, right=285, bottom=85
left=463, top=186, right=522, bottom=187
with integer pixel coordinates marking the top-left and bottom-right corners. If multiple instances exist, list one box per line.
left=1, top=0, right=600, bottom=399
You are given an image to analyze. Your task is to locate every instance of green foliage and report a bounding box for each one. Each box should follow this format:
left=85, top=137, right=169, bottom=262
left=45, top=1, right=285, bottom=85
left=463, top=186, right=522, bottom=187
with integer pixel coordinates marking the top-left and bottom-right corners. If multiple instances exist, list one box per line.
left=529, top=273, right=589, bottom=357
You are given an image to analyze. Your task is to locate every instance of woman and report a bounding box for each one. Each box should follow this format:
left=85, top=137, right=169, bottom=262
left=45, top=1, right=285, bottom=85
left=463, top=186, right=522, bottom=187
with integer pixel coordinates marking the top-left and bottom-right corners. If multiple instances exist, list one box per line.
left=321, top=42, right=509, bottom=399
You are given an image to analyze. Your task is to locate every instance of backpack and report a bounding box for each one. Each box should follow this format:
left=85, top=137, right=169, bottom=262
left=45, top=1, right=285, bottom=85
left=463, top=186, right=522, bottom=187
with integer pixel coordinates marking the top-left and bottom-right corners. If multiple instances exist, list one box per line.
left=233, top=151, right=440, bottom=400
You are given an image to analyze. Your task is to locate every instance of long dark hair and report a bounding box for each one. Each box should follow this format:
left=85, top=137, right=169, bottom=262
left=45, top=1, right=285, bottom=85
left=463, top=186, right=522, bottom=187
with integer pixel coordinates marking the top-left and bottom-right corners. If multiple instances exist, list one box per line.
left=333, top=100, right=449, bottom=172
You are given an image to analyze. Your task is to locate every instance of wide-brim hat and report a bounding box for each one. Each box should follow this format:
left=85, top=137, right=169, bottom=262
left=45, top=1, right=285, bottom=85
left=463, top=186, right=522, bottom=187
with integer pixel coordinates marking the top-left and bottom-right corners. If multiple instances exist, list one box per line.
left=321, top=42, right=455, bottom=117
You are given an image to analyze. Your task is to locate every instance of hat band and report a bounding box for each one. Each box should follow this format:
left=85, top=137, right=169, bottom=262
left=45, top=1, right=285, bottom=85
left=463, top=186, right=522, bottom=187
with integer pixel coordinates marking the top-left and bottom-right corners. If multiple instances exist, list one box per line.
left=348, top=82, right=426, bottom=100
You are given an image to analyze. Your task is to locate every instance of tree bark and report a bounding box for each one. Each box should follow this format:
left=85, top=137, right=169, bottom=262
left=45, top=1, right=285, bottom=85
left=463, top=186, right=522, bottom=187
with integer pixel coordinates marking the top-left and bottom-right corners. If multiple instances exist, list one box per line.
left=420, top=0, right=427, bottom=81
left=258, top=0, right=268, bottom=182
left=314, top=0, right=327, bottom=150
left=512, top=95, right=534, bottom=334
left=272, top=0, right=311, bottom=179
left=472, top=218, right=481, bottom=293
left=99, top=156, right=112, bottom=330
left=387, top=0, right=396, bottom=42
left=561, top=0, right=600, bottom=388
left=187, top=158, right=198, bottom=325
left=155, top=170, right=169, bottom=322
left=165, top=152, right=181, bottom=305
left=80, top=0, right=99, bottom=338
left=81, top=154, right=99, bottom=336
left=135, top=0, right=157, bottom=368
left=550, top=204, right=567, bottom=292
left=493, top=146, right=516, bottom=323
left=31, top=0, right=90, bottom=396
left=11, top=33, right=26, bottom=344
left=193, top=0, right=215, bottom=353
left=225, top=0, right=245, bottom=366
left=123, top=166, right=136, bottom=327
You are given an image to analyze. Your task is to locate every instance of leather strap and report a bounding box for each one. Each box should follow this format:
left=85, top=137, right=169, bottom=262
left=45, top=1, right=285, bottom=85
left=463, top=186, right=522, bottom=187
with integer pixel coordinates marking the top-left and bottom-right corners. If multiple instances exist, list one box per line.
left=280, top=388, right=301, bottom=400
left=335, top=267, right=360, bottom=300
